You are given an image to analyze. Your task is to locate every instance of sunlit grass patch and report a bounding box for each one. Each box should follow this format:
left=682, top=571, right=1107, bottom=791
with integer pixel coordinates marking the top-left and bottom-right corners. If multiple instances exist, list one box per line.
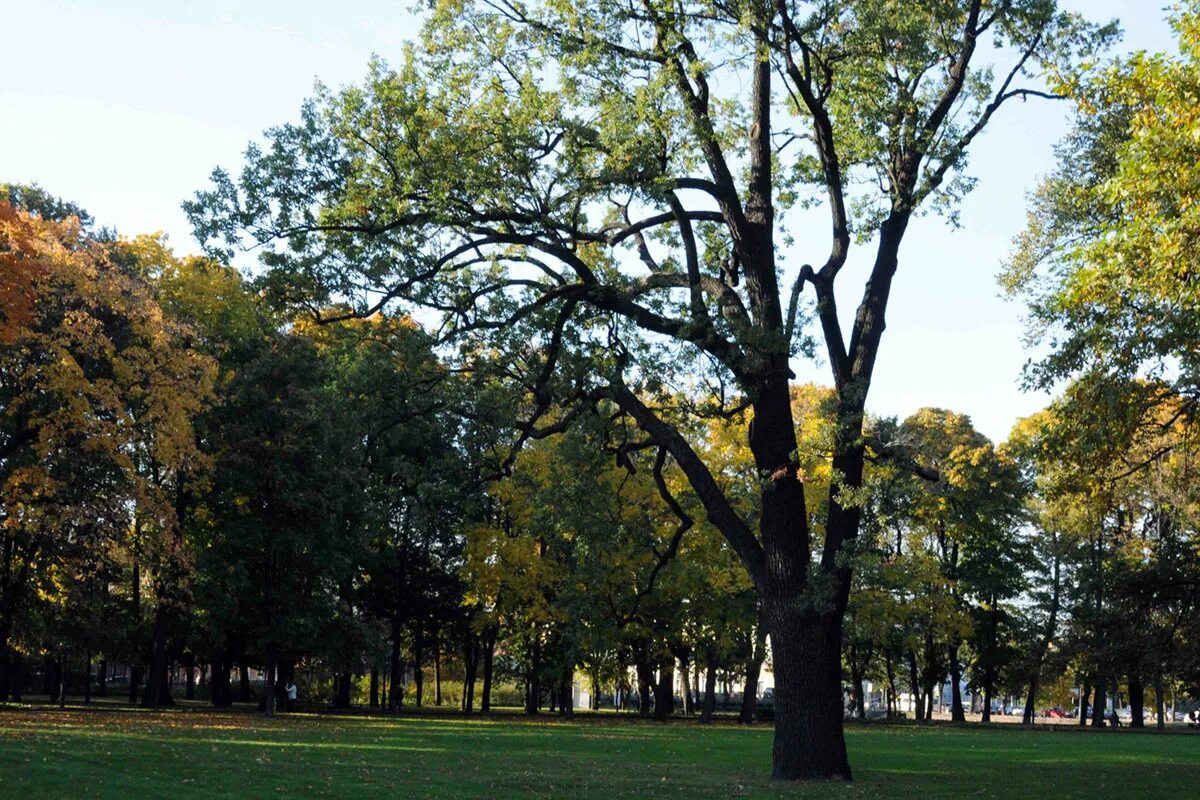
left=0, top=707, right=1195, bottom=799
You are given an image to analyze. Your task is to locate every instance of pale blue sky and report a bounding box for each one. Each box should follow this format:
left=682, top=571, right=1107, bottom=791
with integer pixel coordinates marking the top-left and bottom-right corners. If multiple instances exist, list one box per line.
left=1, top=1, right=1177, bottom=441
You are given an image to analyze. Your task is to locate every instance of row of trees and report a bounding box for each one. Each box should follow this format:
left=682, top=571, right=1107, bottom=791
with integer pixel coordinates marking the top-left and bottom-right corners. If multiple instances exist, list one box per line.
left=6, top=0, right=1200, bottom=784
left=3, top=187, right=1195, bottom=734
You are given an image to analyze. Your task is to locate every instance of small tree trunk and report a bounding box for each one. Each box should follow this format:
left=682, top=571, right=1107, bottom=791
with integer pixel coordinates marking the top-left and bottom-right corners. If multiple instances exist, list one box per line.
left=481, top=626, right=496, bottom=713
left=463, top=638, right=478, bottom=713
left=84, top=650, right=92, bottom=704
left=949, top=644, right=965, bottom=722
left=263, top=657, right=276, bottom=717
left=741, top=618, right=767, bottom=724
left=413, top=637, right=424, bottom=708
left=369, top=668, right=380, bottom=708
left=184, top=654, right=195, bottom=700
left=97, top=657, right=107, bottom=698
left=388, top=628, right=403, bottom=710
left=1153, top=669, right=1166, bottom=731
left=129, top=664, right=142, bottom=705
left=434, top=637, right=442, bottom=707
left=58, top=650, right=67, bottom=708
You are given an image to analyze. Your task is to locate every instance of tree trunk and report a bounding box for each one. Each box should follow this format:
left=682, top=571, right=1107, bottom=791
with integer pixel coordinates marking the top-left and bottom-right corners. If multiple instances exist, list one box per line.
left=847, top=650, right=865, bottom=721
left=263, top=657, right=276, bottom=717
left=184, top=653, right=195, bottom=700
left=654, top=654, right=674, bottom=721
left=524, top=637, right=540, bottom=715
left=57, top=652, right=66, bottom=705
left=741, top=616, right=768, bottom=724
left=388, top=622, right=403, bottom=710
left=481, top=626, right=496, bottom=713
left=1153, top=669, right=1166, bottom=731
left=1078, top=681, right=1090, bottom=726
left=949, top=644, right=965, bottom=722
left=239, top=662, right=252, bottom=702
left=369, top=668, right=380, bottom=709
left=634, top=652, right=654, bottom=718
left=700, top=650, right=717, bottom=724
left=413, top=636, right=424, bottom=708
left=885, top=652, right=897, bottom=720
left=906, top=649, right=923, bottom=721
left=97, top=657, right=108, bottom=698
left=335, top=671, right=352, bottom=709
left=764, top=612, right=851, bottom=780
left=141, top=594, right=174, bottom=708
left=463, top=637, right=478, bottom=713
left=434, top=636, right=442, bottom=707
left=84, top=650, right=92, bottom=704
left=1092, top=678, right=1106, bottom=727
left=981, top=599, right=998, bottom=724
left=1128, top=667, right=1144, bottom=728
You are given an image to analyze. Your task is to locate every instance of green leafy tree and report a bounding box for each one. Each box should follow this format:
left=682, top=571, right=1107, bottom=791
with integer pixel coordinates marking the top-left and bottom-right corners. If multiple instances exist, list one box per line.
left=188, top=1, right=1108, bottom=778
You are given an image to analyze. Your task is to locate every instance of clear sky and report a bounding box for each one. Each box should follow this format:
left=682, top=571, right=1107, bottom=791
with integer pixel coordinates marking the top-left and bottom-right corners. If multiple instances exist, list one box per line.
left=1, top=1, right=1177, bottom=442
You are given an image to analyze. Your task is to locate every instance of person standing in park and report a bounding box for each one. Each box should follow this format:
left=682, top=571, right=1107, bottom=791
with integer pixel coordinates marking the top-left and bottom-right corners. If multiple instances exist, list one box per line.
left=285, top=682, right=297, bottom=713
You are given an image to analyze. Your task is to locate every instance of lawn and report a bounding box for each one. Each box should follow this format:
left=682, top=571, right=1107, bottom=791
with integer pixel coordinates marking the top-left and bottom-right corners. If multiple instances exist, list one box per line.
left=0, top=705, right=1195, bottom=799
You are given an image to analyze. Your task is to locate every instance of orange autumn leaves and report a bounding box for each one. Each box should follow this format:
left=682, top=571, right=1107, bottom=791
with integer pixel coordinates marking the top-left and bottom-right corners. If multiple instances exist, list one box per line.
left=0, top=201, right=55, bottom=345
left=1, top=199, right=216, bottom=544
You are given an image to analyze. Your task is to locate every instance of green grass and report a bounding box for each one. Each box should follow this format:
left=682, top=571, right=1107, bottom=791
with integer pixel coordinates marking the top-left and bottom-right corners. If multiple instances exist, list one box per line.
left=0, top=705, right=1196, bottom=799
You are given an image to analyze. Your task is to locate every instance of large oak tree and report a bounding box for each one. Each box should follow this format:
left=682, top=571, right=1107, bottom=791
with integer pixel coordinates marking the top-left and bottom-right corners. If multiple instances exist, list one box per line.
left=188, top=0, right=1106, bottom=779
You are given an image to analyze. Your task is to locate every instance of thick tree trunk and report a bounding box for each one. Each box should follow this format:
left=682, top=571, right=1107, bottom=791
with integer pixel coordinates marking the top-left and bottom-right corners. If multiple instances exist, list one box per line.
left=765, top=612, right=851, bottom=780
left=1128, top=668, right=1144, bottom=728
left=653, top=654, right=674, bottom=721
left=369, top=668, right=380, bottom=708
